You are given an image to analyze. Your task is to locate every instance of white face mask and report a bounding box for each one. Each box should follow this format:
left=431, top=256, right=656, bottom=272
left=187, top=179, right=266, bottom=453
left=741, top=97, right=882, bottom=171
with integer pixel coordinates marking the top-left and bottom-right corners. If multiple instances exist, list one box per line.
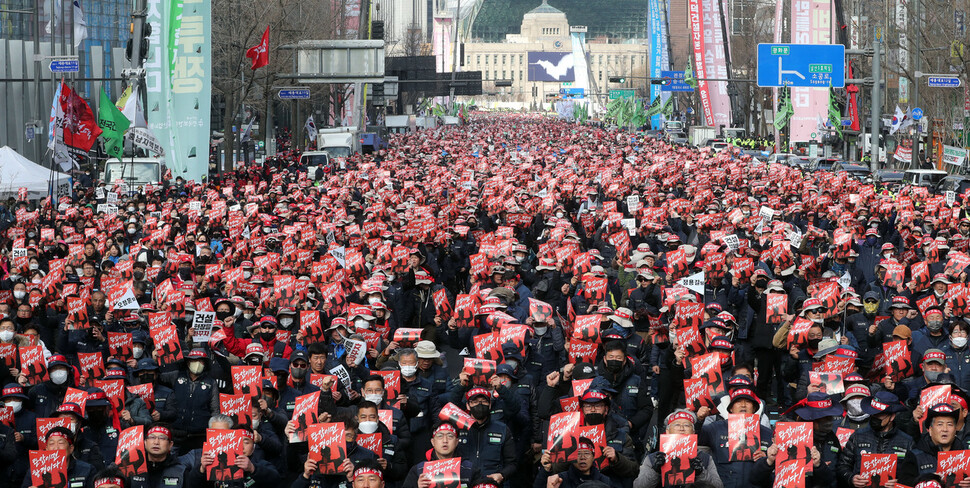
left=515, top=255, right=525, bottom=263
left=368, top=296, right=381, bottom=305
left=5, top=400, right=22, bottom=413
left=954, top=337, right=969, bottom=349
left=364, top=393, right=383, bottom=405
left=400, top=365, right=417, bottom=378
left=355, top=319, right=370, bottom=329
left=280, top=318, right=294, bottom=327
left=243, top=312, right=254, bottom=320
left=845, top=398, right=867, bottom=419
left=359, top=421, right=379, bottom=434
left=0, top=330, right=13, bottom=342
left=243, top=271, right=253, bottom=280
left=133, top=346, right=144, bottom=359
left=28, top=263, right=38, bottom=271
left=13, top=291, right=25, bottom=300
left=555, top=212, right=564, bottom=218
left=534, top=326, right=548, bottom=336
left=188, top=361, right=205, bottom=375
left=50, top=369, right=69, bottom=385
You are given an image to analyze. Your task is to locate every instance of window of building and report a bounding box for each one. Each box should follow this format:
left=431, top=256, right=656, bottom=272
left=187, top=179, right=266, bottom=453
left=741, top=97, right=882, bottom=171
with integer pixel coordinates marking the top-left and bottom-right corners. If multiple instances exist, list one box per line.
left=520, top=70, right=523, bottom=80
left=477, top=55, right=480, bottom=65
left=519, top=54, right=523, bottom=64
left=502, top=70, right=506, bottom=79
left=493, top=54, right=498, bottom=64
left=502, top=54, right=506, bottom=64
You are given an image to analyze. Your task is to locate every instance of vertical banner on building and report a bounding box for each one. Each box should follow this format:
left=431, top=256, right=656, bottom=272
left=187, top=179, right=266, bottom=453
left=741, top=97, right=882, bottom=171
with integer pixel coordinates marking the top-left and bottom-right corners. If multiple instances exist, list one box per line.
left=896, top=0, right=908, bottom=104
left=689, top=0, right=714, bottom=126
left=649, top=0, right=670, bottom=129
left=145, top=0, right=212, bottom=182
left=433, top=16, right=454, bottom=73
left=790, top=0, right=832, bottom=143
left=570, top=30, right=590, bottom=106
left=773, top=0, right=784, bottom=150
left=702, top=0, right=732, bottom=129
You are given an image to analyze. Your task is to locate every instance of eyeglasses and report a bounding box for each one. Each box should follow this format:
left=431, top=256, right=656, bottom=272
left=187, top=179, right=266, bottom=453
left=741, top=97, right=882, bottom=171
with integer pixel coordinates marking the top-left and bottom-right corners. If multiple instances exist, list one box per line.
left=146, top=434, right=170, bottom=441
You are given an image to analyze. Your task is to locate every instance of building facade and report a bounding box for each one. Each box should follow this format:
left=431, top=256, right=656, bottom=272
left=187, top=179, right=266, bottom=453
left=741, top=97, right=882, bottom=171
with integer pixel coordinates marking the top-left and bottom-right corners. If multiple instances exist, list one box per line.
left=462, top=0, right=647, bottom=105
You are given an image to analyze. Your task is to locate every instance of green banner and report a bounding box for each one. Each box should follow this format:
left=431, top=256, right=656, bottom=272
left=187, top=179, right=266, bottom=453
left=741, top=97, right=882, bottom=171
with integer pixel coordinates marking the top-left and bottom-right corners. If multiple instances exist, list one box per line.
left=146, top=0, right=212, bottom=182
left=97, top=88, right=130, bottom=159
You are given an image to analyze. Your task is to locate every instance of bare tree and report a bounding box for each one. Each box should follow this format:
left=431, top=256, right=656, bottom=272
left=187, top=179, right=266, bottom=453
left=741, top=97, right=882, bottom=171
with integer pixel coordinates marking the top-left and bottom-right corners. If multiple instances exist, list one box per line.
left=210, top=0, right=336, bottom=168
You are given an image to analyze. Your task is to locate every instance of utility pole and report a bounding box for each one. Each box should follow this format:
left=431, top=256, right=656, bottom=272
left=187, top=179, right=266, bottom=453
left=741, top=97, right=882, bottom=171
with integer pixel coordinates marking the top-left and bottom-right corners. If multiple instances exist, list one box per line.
left=910, top=0, right=921, bottom=169
left=870, top=26, right=881, bottom=170
left=449, top=0, right=460, bottom=112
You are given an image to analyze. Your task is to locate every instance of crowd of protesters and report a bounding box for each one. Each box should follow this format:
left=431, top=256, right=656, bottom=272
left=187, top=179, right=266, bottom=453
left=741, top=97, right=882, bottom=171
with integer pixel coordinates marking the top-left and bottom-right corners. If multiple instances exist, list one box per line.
left=0, top=114, right=968, bottom=488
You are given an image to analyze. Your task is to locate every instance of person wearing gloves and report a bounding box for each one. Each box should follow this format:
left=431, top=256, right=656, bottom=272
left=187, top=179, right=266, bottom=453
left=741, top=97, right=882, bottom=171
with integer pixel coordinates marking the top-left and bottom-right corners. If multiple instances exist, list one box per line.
left=634, top=409, right=722, bottom=488
left=699, top=388, right=773, bottom=488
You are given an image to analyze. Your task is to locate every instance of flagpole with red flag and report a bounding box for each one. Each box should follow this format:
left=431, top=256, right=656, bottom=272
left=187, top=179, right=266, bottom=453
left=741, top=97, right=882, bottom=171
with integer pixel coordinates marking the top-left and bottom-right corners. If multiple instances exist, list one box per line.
left=246, top=26, right=270, bottom=70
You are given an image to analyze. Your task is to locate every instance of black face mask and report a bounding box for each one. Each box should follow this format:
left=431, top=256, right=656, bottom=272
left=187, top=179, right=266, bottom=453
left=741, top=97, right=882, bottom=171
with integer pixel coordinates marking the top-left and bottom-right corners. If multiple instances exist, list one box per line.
left=815, top=418, right=835, bottom=434
left=755, top=279, right=768, bottom=289
left=133, top=271, right=145, bottom=281
left=807, top=338, right=821, bottom=350
left=584, top=413, right=605, bottom=425
left=868, top=415, right=889, bottom=432
left=178, top=269, right=191, bottom=280
left=605, top=359, right=623, bottom=373
left=216, top=311, right=231, bottom=321
left=260, top=331, right=275, bottom=341
left=469, top=404, right=490, bottom=421
left=290, top=366, right=307, bottom=380
left=138, top=374, right=156, bottom=385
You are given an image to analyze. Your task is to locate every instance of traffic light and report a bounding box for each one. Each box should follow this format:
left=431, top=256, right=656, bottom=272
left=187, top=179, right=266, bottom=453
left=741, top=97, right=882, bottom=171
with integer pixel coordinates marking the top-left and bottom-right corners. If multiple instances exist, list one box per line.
left=125, top=22, right=151, bottom=63
left=371, top=21, right=384, bottom=41
left=651, top=78, right=670, bottom=85
left=609, top=76, right=626, bottom=83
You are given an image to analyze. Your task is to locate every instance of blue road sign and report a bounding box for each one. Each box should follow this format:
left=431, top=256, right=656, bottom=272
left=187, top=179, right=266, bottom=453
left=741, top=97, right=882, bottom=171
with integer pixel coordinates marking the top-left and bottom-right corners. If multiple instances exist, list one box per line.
left=278, top=88, right=311, bottom=100
left=660, top=70, right=693, bottom=92
left=927, top=76, right=962, bottom=88
left=757, top=43, right=845, bottom=88
left=912, top=108, right=924, bottom=120
left=49, top=59, right=79, bottom=73
left=559, top=88, right=585, bottom=99
left=841, top=118, right=852, bottom=126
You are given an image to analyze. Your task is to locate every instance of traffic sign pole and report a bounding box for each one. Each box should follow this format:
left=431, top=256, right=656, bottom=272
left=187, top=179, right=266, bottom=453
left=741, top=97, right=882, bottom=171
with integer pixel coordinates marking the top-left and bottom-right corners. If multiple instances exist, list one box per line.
left=871, top=27, right=881, bottom=171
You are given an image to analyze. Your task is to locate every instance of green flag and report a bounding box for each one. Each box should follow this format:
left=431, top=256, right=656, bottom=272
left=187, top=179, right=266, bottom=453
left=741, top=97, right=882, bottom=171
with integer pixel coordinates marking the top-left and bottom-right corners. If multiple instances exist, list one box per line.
left=827, top=88, right=843, bottom=137
left=646, top=96, right=663, bottom=116
left=774, top=89, right=793, bottom=131
left=684, top=56, right=697, bottom=88
left=661, top=96, right=674, bottom=118
left=97, top=87, right=130, bottom=159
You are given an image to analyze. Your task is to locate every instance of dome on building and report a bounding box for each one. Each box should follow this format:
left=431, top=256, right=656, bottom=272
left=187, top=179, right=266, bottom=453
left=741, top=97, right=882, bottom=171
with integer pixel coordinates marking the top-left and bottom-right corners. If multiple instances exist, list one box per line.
left=526, top=0, right=564, bottom=16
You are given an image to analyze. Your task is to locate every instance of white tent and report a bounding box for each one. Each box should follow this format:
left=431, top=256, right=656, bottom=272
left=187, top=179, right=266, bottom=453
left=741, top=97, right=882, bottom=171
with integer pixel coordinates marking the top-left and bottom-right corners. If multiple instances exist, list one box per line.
left=0, top=146, right=72, bottom=199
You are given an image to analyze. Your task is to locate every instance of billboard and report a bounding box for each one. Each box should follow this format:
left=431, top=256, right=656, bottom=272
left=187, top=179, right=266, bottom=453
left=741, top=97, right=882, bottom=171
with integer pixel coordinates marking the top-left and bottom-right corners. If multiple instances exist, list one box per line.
left=528, top=52, right=575, bottom=82
left=145, top=0, right=212, bottom=182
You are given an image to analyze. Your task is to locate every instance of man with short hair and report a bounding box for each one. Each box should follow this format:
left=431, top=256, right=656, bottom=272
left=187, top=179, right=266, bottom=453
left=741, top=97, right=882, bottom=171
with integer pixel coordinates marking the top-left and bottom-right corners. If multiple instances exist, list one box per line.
left=402, top=422, right=482, bottom=488
left=899, top=404, right=963, bottom=484
left=129, top=423, right=190, bottom=488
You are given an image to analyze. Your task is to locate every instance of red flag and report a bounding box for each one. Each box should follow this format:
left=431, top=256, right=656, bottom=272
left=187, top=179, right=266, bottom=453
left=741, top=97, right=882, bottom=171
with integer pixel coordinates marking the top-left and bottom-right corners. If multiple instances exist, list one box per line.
left=59, top=82, right=102, bottom=153
left=246, top=26, right=270, bottom=70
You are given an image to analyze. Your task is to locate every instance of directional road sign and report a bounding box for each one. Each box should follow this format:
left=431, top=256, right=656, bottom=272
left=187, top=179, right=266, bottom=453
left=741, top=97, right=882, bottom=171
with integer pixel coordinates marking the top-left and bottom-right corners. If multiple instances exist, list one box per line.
left=912, top=107, right=923, bottom=120
left=609, top=89, right=635, bottom=100
left=278, top=88, right=311, bottom=100
left=757, top=43, right=845, bottom=88
left=927, top=76, right=962, bottom=88
left=49, top=58, right=79, bottom=73
left=659, top=70, right=693, bottom=92
left=559, top=88, right=585, bottom=99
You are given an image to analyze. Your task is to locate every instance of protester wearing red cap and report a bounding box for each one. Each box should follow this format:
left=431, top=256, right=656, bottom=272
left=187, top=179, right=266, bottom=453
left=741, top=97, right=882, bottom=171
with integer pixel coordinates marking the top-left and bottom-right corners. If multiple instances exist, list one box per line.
left=636, top=409, right=719, bottom=488
left=898, top=403, right=962, bottom=485
left=402, top=421, right=481, bottom=488
left=699, top=388, right=772, bottom=488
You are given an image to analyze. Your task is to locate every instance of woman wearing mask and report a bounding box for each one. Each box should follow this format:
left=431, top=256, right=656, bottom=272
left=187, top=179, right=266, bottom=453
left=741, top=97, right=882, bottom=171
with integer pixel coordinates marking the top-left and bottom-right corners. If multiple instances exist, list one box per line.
left=943, top=321, right=970, bottom=391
